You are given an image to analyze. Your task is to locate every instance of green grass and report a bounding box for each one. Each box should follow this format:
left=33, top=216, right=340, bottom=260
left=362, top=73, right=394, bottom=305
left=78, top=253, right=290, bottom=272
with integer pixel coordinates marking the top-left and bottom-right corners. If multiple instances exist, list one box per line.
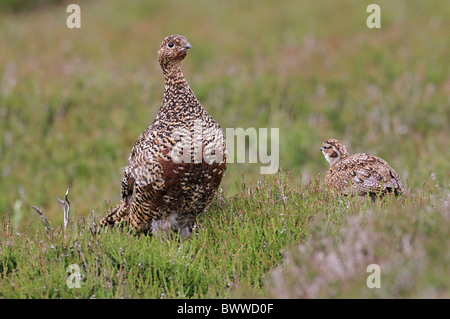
left=0, top=0, right=449, bottom=298
left=1, top=173, right=448, bottom=298
left=0, top=173, right=305, bottom=298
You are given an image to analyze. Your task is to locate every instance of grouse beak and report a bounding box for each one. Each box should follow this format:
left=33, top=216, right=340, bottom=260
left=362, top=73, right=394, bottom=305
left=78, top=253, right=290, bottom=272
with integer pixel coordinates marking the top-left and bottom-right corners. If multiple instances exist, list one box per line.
left=320, top=147, right=323, bottom=152
left=182, top=42, right=192, bottom=50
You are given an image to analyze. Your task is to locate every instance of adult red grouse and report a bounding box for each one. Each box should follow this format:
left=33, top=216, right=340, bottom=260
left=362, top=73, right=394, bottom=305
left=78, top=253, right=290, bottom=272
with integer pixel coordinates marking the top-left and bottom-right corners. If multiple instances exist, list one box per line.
left=101, top=35, right=227, bottom=237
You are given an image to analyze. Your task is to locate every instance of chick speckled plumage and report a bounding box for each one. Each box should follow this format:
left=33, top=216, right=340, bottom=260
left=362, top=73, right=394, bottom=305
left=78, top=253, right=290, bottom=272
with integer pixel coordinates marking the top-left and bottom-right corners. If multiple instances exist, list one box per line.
left=100, top=35, right=227, bottom=236
left=320, top=139, right=404, bottom=201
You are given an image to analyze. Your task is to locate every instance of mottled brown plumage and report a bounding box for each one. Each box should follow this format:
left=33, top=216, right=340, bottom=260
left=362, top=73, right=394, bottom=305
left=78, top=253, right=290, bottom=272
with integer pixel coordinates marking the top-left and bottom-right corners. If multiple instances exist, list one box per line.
left=320, top=139, right=404, bottom=201
left=100, top=35, right=227, bottom=236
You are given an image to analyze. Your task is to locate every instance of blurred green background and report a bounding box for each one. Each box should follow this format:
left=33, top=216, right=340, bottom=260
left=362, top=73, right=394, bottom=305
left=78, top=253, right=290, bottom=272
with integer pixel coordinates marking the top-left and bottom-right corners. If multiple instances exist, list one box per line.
left=0, top=0, right=449, bottom=228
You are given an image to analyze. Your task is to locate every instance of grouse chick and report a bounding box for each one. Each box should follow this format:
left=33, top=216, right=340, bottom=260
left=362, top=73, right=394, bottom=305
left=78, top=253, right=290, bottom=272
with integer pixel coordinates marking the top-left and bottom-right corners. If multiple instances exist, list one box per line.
left=320, top=139, right=404, bottom=201
left=100, top=35, right=227, bottom=237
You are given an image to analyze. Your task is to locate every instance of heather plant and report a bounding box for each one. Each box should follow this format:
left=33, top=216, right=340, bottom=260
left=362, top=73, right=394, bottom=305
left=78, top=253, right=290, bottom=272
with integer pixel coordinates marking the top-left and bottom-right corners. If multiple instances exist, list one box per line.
left=267, top=189, right=450, bottom=298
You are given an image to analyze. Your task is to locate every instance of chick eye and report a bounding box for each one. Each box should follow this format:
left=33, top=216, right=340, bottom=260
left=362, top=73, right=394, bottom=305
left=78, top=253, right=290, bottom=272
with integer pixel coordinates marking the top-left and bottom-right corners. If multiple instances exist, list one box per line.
left=167, top=42, right=174, bottom=48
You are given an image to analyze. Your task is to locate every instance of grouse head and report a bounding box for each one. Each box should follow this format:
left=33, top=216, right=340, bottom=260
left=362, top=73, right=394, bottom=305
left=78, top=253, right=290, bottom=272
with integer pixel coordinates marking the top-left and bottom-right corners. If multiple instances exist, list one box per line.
left=158, top=35, right=192, bottom=73
left=320, top=139, right=349, bottom=167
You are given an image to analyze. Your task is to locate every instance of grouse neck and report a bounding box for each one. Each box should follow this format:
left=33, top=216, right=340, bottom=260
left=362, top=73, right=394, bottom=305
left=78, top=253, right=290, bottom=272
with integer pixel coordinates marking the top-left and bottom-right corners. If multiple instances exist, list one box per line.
left=163, top=64, right=189, bottom=87
left=162, top=64, right=198, bottom=106
left=329, top=153, right=349, bottom=168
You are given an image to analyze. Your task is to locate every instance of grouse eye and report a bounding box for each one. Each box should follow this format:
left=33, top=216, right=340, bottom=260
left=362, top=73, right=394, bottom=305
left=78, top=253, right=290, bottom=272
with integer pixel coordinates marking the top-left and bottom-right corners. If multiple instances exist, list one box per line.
left=167, top=42, right=174, bottom=48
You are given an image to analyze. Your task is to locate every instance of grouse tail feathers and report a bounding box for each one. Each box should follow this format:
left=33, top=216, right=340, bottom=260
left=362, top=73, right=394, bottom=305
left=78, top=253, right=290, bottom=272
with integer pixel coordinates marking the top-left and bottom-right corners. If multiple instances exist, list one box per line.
left=100, top=200, right=129, bottom=226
